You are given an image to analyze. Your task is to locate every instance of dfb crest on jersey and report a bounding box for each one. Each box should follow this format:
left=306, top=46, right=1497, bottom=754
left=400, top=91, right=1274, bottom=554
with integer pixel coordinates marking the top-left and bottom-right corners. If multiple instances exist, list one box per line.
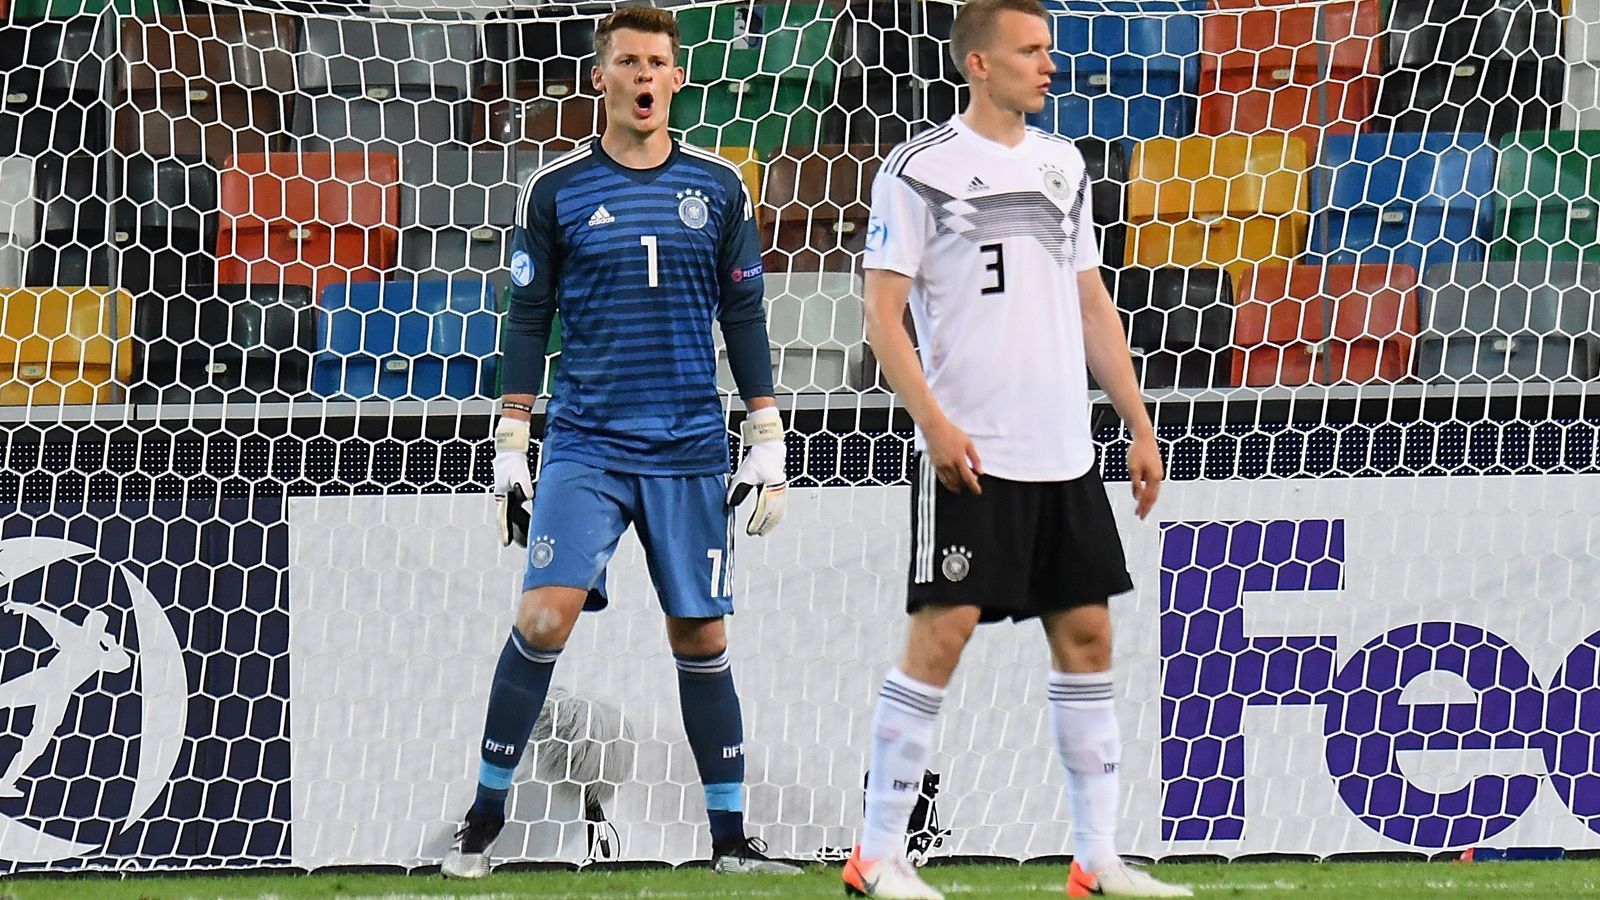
left=1040, top=165, right=1071, bottom=202
left=511, top=250, right=534, bottom=286
left=677, top=188, right=709, bottom=230
left=0, top=537, right=187, bottom=864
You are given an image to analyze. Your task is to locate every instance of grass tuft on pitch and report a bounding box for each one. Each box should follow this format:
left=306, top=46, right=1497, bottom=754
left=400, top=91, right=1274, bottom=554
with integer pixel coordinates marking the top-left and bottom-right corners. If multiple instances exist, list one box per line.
left=3, top=860, right=1598, bottom=899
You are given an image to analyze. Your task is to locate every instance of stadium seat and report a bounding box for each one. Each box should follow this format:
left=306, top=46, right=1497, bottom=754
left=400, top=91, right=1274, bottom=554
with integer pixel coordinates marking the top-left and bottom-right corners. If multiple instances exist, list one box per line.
left=217, top=151, right=400, bottom=303
left=1417, top=260, right=1600, bottom=381
left=1563, top=0, right=1600, bottom=128
left=1375, top=0, right=1563, bottom=139
left=26, top=154, right=113, bottom=288
left=1491, top=129, right=1600, bottom=263
left=1232, top=263, right=1420, bottom=385
left=760, top=144, right=880, bottom=272
left=1198, top=0, right=1381, bottom=160
left=0, top=286, right=133, bottom=405
left=1078, top=137, right=1129, bottom=280
left=476, top=80, right=605, bottom=150
left=482, top=7, right=597, bottom=90
left=116, top=156, right=219, bottom=296
left=1031, top=0, right=1202, bottom=142
left=671, top=2, right=837, bottom=155
left=714, top=271, right=866, bottom=393
left=1310, top=132, right=1496, bottom=276
left=291, top=17, right=482, bottom=154
left=13, top=0, right=172, bottom=14
left=1108, top=266, right=1235, bottom=389
left=311, top=278, right=499, bottom=400
left=399, top=148, right=523, bottom=286
left=0, top=18, right=115, bottom=158
left=1126, top=134, right=1310, bottom=279
left=132, top=284, right=315, bottom=403
left=0, top=157, right=36, bottom=288
left=118, top=13, right=300, bottom=165
left=825, top=0, right=961, bottom=147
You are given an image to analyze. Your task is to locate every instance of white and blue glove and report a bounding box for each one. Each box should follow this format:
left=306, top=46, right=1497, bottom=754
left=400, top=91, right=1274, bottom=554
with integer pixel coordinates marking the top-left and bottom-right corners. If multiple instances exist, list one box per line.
left=493, top=416, right=535, bottom=548
left=727, top=407, right=788, bottom=536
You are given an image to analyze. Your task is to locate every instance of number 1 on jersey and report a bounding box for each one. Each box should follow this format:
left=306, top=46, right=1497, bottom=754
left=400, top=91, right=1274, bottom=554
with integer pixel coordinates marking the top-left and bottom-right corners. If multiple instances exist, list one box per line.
left=640, top=235, right=658, bottom=288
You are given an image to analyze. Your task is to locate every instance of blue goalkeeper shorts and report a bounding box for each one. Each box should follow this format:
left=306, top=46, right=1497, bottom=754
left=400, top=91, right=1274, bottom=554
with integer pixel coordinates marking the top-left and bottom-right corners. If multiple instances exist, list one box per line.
left=522, top=459, right=735, bottom=618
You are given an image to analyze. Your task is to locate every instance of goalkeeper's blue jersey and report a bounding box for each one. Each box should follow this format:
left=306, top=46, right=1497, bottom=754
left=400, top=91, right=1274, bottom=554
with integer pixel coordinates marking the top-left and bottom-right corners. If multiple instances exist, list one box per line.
left=504, top=139, right=767, bottom=476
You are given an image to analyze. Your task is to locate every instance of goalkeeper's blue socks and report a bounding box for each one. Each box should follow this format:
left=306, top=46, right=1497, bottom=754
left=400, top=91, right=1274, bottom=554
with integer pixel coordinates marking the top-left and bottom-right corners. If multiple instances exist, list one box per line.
left=675, top=650, right=746, bottom=843
left=472, top=629, right=562, bottom=819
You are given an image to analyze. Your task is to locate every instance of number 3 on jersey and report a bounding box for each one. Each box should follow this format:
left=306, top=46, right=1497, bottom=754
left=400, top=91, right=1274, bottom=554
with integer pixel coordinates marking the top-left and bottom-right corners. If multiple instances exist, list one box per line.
left=979, top=242, right=1006, bottom=295
left=640, top=234, right=658, bottom=288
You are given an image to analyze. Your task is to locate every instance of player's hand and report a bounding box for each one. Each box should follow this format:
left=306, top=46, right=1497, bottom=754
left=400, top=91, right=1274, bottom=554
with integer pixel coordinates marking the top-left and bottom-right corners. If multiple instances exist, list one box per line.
left=727, top=406, right=787, bottom=536
left=925, top=416, right=983, bottom=495
left=493, top=416, right=535, bottom=547
left=1128, top=432, right=1164, bottom=520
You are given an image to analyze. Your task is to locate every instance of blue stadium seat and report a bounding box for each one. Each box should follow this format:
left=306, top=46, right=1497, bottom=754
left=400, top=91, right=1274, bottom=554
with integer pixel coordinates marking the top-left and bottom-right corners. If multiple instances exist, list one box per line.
left=1309, top=132, right=1496, bottom=277
left=1030, top=0, right=1202, bottom=142
left=312, top=278, right=498, bottom=400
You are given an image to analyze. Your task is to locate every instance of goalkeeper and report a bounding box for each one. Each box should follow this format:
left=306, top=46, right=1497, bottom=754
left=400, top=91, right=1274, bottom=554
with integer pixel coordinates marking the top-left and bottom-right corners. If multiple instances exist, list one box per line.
left=442, top=7, right=798, bottom=879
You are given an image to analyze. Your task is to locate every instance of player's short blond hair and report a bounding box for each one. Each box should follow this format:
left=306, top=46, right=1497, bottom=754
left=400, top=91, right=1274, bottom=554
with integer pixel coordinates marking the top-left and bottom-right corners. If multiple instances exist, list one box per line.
left=949, top=0, right=1050, bottom=79
left=594, top=7, right=681, bottom=66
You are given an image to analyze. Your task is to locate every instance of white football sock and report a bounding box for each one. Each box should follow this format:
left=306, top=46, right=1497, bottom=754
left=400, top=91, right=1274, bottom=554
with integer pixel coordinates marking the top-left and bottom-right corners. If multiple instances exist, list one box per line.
left=1049, top=669, right=1121, bottom=873
left=860, top=667, right=944, bottom=862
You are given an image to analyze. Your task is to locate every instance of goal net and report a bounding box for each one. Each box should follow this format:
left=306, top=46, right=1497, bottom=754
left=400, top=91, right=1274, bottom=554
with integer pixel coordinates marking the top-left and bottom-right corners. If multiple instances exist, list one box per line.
left=2, top=0, right=1599, bottom=876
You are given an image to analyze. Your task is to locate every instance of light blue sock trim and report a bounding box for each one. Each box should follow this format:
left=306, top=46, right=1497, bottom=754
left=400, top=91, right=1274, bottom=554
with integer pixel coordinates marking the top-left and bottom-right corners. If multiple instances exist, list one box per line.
left=704, top=782, right=743, bottom=812
left=478, top=760, right=517, bottom=791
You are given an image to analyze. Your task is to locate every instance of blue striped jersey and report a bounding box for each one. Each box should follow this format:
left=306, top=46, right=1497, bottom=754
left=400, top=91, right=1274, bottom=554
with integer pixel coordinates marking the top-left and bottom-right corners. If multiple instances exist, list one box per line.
left=503, top=139, right=769, bottom=476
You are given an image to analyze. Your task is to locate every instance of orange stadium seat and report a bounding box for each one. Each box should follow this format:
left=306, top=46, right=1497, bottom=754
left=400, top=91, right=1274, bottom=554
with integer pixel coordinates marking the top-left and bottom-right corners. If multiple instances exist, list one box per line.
left=760, top=144, right=881, bottom=272
left=119, top=12, right=299, bottom=165
left=0, top=287, right=133, bottom=405
left=217, top=151, right=399, bottom=303
left=1126, top=134, right=1310, bottom=279
left=1232, top=263, right=1419, bottom=385
left=1199, top=0, right=1381, bottom=159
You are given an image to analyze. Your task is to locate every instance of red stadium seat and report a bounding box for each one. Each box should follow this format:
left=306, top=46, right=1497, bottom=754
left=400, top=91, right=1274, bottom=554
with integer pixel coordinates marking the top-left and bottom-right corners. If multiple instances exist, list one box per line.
left=760, top=144, right=882, bottom=272
left=216, top=152, right=399, bottom=303
left=1232, top=263, right=1419, bottom=386
left=1198, top=0, right=1381, bottom=160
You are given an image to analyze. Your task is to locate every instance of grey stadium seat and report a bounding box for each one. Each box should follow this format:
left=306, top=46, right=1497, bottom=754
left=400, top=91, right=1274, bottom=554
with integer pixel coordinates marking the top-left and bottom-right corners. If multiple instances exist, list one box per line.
left=1417, top=261, right=1600, bottom=382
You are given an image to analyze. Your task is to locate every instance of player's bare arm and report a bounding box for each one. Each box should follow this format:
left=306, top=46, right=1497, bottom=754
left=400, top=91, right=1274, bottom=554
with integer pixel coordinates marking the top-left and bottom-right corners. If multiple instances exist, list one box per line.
left=1077, top=270, right=1162, bottom=519
left=864, top=268, right=983, bottom=495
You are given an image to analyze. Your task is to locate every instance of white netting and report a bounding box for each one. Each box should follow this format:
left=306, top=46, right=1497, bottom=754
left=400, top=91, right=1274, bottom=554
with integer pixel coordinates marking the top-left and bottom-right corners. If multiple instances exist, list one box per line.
left=2, top=0, right=1600, bottom=876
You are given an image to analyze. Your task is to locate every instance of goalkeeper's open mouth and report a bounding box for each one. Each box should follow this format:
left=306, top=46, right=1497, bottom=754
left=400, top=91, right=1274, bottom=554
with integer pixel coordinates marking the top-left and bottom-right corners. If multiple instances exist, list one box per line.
left=634, top=90, right=656, bottom=119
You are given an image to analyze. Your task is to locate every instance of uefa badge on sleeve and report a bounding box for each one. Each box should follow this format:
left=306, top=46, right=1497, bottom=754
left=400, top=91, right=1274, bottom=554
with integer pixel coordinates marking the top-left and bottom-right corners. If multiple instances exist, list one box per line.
left=865, top=216, right=888, bottom=253
left=677, top=189, right=709, bottom=229
left=511, top=250, right=534, bottom=286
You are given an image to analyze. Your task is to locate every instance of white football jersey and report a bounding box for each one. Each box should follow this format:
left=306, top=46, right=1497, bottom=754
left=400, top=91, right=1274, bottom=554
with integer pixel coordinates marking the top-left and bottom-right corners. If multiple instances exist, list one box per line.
left=864, top=115, right=1101, bottom=482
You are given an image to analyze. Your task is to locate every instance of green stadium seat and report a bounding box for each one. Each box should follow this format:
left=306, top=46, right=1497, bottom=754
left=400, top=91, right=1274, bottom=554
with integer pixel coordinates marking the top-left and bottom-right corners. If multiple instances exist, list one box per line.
left=672, top=1, right=837, bottom=155
left=1491, top=129, right=1600, bottom=263
left=12, top=0, right=174, bottom=15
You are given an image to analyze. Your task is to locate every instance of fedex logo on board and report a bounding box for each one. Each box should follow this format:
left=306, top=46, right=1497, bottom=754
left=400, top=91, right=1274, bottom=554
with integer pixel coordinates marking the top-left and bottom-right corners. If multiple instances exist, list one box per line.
left=1159, top=519, right=1600, bottom=849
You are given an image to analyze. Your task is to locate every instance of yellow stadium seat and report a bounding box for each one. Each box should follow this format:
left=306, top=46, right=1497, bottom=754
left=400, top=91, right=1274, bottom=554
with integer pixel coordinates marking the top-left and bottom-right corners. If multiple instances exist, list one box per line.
left=1, top=287, right=133, bottom=405
left=712, top=145, right=764, bottom=226
left=1126, top=134, right=1310, bottom=279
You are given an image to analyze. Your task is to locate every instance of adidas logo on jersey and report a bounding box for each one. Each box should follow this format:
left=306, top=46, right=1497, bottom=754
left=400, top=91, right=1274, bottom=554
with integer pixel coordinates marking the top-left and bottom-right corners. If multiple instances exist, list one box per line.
left=967, top=176, right=991, bottom=193
left=587, top=205, right=615, bottom=227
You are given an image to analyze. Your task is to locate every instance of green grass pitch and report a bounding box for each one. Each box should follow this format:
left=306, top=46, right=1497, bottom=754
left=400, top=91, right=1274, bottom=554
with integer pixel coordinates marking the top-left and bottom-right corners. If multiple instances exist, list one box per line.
left=4, top=860, right=1599, bottom=899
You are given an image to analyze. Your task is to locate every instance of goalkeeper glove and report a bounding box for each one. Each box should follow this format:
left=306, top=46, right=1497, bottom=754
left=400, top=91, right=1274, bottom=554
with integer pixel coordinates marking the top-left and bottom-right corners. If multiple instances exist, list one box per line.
left=727, top=406, right=788, bottom=536
left=493, top=416, right=535, bottom=548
